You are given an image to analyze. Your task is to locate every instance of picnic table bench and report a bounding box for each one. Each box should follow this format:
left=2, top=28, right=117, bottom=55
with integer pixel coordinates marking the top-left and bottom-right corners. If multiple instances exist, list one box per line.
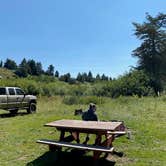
left=37, top=119, right=126, bottom=160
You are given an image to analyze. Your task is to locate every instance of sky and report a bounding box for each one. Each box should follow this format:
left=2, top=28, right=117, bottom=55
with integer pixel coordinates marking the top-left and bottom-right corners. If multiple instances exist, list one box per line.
left=0, top=0, right=165, bottom=78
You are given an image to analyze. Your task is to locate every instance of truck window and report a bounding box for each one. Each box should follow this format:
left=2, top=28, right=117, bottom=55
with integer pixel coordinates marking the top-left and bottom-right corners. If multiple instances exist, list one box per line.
left=0, top=88, right=6, bottom=95
left=8, top=88, right=15, bottom=95
left=16, top=89, right=24, bottom=95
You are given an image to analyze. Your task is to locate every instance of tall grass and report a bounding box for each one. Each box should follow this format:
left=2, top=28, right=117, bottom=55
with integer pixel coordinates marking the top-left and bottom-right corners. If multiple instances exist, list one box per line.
left=0, top=96, right=166, bottom=166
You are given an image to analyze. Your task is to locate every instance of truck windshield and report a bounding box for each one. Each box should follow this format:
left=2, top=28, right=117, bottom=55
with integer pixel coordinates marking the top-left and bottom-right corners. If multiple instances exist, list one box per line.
left=0, top=88, right=6, bottom=95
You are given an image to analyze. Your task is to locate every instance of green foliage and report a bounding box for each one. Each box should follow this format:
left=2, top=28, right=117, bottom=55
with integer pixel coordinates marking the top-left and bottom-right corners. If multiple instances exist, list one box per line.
left=63, top=96, right=79, bottom=105
left=46, top=64, right=54, bottom=76
left=0, top=68, right=17, bottom=79
left=101, top=74, right=109, bottom=81
left=15, top=58, right=29, bottom=77
left=0, top=76, right=67, bottom=96
left=1, top=58, right=111, bottom=84
left=79, top=96, right=105, bottom=105
left=0, top=60, right=3, bottom=67
left=15, top=67, right=28, bottom=77
left=55, top=70, right=59, bottom=77
left=87, top=71, right=94, bottom=82
left=40, top=83, right=68, bottom=96
left=132, top=13, right=166, bottom=94
left=69, top=84, right=87, bottom=96
left=63, top=96, right=105, bottom=105
left=88, top=70, right=153, bottom=98
left=95, top=74, right=101, bottom=81
left=3, top=58, right=51, bottom=77
left=76, top=72, right=109, bottom=83
left=4, top=58, right=17, bottom=70
left=59, top=73, right=71, bottom=82
left=27, top=84, right=40, bottom=95
left=0, top=70, right=155, bottom=97
left=111, top=70, right=152, bottom=97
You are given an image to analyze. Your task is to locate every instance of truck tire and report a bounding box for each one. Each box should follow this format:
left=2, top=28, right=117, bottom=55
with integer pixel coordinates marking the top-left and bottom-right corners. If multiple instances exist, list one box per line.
left=9, top=109, right=18, bottom=114
left=27, top=102, right=36, bottom=114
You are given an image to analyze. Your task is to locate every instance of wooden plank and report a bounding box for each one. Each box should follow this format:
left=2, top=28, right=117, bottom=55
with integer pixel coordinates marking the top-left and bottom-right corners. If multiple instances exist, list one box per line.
left=45, top=120, right=122, bottom=132
left=107, top=131, right=126, bottom=135
left=37, top=139, right=114, bottom=153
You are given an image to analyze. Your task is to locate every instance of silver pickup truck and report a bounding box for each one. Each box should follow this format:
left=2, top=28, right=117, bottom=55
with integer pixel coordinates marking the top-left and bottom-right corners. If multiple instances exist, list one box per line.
left=0, top=87, right=37, bottom=114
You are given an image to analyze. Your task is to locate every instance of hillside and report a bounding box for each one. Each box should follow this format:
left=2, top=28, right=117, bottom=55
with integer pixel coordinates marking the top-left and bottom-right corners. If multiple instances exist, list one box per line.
left=0, top=68, right=17, bottom=79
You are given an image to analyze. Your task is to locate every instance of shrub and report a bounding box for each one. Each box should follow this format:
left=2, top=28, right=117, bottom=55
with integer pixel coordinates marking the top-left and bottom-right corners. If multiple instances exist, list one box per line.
left=69, top=85, right=87, bottom=96
left=63, top=96, right=105, bottom=105
left=27, top=84, right=40, bottom=95
left=63, top=96, right=79, bottom=105
left=79, top=96, right=105, bottom=105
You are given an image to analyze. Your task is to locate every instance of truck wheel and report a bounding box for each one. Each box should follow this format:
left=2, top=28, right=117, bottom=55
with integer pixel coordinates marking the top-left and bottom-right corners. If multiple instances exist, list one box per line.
left=27, top=103, right=36, bottom=114
left=10, top=109, right=18, bottom=114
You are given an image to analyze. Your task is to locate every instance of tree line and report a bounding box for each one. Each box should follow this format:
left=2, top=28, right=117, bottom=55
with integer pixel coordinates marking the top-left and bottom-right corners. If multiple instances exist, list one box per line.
left=0, top=58, right=111, bottom=83
left=0, top=58, right=56, bottom=77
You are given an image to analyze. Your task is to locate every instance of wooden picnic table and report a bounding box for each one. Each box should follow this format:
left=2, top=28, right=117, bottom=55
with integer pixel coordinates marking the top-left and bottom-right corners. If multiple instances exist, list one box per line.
left=37, top=119, right=126, bottom=160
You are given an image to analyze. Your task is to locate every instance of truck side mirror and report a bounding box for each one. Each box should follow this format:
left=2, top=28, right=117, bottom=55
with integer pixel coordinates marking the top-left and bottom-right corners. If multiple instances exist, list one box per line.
left=24, top=92, right=28, bottom=96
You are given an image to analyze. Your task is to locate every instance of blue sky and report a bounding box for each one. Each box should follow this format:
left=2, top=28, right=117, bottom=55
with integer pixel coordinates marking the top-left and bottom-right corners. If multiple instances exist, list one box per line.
left=0, top=0, right=165, bottom=78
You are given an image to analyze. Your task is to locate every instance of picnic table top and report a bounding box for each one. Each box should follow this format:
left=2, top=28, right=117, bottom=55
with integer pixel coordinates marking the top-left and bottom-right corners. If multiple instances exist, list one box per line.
left=45, top=119, right=122, bottom=132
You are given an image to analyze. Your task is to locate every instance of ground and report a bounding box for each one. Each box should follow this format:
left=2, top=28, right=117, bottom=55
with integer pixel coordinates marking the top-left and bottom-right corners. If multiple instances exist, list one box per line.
left=0, top=96, right=166, bottom=166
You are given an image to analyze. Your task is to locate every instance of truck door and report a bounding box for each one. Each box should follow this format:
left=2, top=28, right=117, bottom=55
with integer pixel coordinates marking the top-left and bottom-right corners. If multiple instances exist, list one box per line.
left=15, top=88, right=28, bottom=108
left=0, top=88, right=8, bottom=109
left=7, top=88, right=17, bottom=109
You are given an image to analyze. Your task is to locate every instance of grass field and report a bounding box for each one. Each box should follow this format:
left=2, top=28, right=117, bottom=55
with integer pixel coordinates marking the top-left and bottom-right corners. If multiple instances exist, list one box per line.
left=0, top=96, right=166, bottom=166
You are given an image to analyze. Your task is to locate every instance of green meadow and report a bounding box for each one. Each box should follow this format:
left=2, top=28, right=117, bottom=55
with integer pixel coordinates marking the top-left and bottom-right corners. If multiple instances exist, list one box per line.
left=0, top=96, right=166, bottom=166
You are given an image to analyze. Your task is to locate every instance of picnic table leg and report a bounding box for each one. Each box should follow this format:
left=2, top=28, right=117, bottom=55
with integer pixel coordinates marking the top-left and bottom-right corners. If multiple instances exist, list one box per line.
left=71, top=132, right=80, bottom=143
left=48, top=130, right=66, bottom=151
left=102, top=134, right=124, bottom=158
left=102, top=134, right=114, bottom=158
left=58, top=131, right=80, bottom=143
left=93, top=134, right=102, bottom=160
left=59, top=130, right=65, bottom=141
left=60, top=131, right=74, bottom=142
left=94, top=134, right=115, bottom=160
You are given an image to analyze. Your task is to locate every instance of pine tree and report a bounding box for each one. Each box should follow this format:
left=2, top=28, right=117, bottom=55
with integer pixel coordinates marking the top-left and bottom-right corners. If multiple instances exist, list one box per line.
left=96, top=74, right=101, bottom=81
left=15, top=58, right=28, bottom=77
left=36, top=62, right=43, bottom=75
left=132, top=13, right=166, bottom=94
left=4, top=58, right=17, bottom=70
left=0, top=60, right=3, bottom=67
left=76, top=73, right=83, bottom=82
left=55, top=70, right=59, bottom=77
left=27, top=59, right=37, bottom=75
left=101, top=74, right=108, bottom=81
left=46, top=65, right=54, bottom=76
left=87, top=71, right=94, bottom=82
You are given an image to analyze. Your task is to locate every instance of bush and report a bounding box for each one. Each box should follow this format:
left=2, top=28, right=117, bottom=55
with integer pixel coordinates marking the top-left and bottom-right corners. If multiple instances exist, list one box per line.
left=69, top=84, right=87, bottom=96
left=80, top=96, right=105, bottom=105
left=0, top=70, right=159, bottom=97
left=63, top=96, right=105, bottom=105
left=27, top=84, right=40, bottom=95
left=63, top=96, right=79, bottom=105
left=102, top=70, right=152, bottom=98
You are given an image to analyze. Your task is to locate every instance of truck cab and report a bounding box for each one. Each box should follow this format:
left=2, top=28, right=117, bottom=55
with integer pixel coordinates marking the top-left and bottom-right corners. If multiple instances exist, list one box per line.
left=0, top=87, right=37, bottom=114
